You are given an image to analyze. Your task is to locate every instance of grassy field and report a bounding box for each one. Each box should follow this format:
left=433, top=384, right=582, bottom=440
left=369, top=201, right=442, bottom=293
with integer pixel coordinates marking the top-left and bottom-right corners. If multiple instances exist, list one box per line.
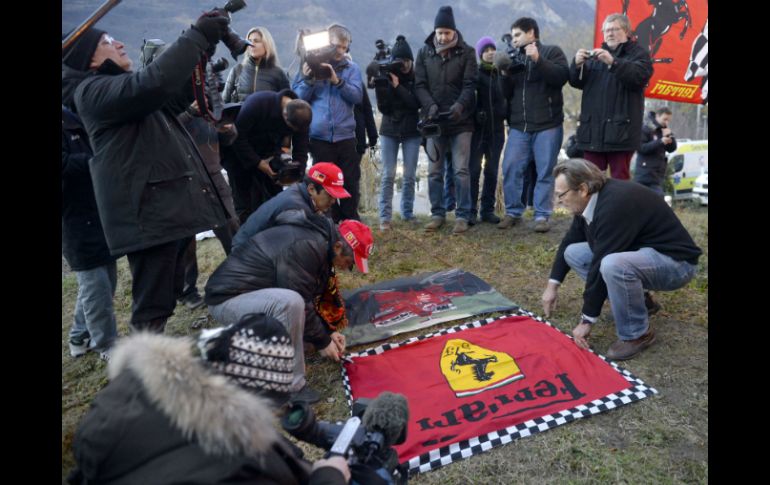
left=61, top=203, right=708, bottom=484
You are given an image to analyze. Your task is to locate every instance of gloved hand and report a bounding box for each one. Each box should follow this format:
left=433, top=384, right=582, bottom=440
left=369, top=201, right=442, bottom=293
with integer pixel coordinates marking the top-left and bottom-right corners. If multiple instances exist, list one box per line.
left=365, top=61, right=380, bottom=79
left=193, top=11, right=230, bottom=45
left=448, top=102, right=464, bottom=122
left=427, top=104, right=439, bottom=120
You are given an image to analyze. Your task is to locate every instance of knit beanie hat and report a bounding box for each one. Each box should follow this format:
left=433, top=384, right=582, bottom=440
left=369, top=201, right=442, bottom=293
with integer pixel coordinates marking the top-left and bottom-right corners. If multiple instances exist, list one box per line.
left=391, top=35, right=414, bottom=61
left=475, top=36, right=496, bottom=59
left=198, top=313, right=295, bottom=404
left=63, top=28, right=106, bottom=72
left=434, top=6, right=456, bottom=31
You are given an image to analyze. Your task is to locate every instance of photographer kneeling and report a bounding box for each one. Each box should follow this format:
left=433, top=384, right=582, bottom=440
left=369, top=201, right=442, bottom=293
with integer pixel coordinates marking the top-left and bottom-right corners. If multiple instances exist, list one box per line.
left=366, top=36, right=421, bottom=231
left=68, top=314, right=350, bottom=484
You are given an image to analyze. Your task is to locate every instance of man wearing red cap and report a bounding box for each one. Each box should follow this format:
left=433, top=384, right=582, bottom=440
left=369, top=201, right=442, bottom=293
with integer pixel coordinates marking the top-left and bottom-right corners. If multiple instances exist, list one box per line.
left=204, top=210, right=373, bottom=403
left=231, top=162, right=350, bottom=251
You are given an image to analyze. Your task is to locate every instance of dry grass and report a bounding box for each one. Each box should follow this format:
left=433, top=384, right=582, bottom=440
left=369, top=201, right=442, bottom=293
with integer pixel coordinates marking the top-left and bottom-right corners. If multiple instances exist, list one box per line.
left=62, top=203, right=708, bottom=484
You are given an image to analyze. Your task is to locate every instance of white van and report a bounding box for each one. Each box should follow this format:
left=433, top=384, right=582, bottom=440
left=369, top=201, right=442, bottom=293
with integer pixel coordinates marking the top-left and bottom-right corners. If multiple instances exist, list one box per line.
left=668, top=140, right=708, bottom=199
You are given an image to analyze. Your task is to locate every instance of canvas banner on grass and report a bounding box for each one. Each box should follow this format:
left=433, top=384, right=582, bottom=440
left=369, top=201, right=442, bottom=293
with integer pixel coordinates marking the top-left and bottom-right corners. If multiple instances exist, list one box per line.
left=341, top=269, right=517, bottom=346
left=342, top=310, right=658, bottom=476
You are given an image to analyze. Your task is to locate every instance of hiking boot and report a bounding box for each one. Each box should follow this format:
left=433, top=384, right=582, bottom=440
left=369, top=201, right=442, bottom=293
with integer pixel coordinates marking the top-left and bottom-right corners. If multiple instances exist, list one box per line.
left=644, top=291, right=662, bottom=316
left=605, top=327, right=657, bottom=361
left=290, top=384, right=321, bottom=404
left=453, top=219, right=469, bottom=234
left=497, top=215, right=522, bottom=229
left=424, top=217, right=445, bottom=232
left=69, top=336, right=91, bottom=358
left=403, top=217, right=420, bottom=227
left=179, top=292, right=204, bottom=310
left=379, top=221, right=391, bottom=232
left=481, top=213, right=501, bottom=224
left=533, top=218, right=551, bottom=233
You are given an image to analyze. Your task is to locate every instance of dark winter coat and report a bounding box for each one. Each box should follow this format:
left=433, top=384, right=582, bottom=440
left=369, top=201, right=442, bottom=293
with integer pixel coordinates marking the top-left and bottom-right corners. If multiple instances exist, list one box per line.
left=499, top=41, right=568, bottom=133
left=415, top=31, right=478, bottom=136
left=223, top=56, right=290, bottom=103
left=67, top=333, right=345, bottom=485
left=569, top=39, right=653, bottom=152
left=474, top=64, right=507, bottom=134
left=68, top=28, right=228, bottom=256
left=373, top=68, right=421, bottom=139
left=61, top=106, right=118, bottom=271
left=204, top=210, right=337, bottom=350
left=550, top=179, right=702, bottom=318
left=354, top=87, right=379, bottom=154
left=633, top=111, right=677, bottom=186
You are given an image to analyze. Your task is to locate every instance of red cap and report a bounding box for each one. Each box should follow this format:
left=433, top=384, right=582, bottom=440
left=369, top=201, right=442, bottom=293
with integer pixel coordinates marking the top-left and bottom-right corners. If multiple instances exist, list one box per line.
left=339, top=220, right=374, bottom=274
left=307, top=162, right=351, bottom=199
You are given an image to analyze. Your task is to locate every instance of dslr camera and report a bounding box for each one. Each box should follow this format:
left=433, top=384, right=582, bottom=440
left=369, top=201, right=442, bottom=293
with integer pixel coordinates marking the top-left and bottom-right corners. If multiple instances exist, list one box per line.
left=209, top=0, right=252, bottom=60
left=297, top=29, right=338, bottom=80
left=501, top=33, right=529, bottom=74
left=370, top=39, right=406, bottom=88
left=282, top=396, right=408, bottom=484
left=268, top=153, right=304, bottom=185
left=417, top=110, right=452, bottom=138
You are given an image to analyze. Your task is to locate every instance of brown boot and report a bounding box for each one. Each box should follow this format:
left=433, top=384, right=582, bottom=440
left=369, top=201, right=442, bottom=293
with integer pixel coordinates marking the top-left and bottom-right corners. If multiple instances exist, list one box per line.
left=605, top=327, right=656, bottom=361
left=424, top=217, right=445, bottom=232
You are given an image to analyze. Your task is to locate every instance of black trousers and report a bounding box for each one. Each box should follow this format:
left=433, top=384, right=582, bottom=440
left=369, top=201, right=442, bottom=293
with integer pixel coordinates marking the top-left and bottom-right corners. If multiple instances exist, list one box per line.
left=126, top=238, right=188, bottom=332
left=222, top=148, right=281, bottom=224
left=309, top=138, right=361, bottom=222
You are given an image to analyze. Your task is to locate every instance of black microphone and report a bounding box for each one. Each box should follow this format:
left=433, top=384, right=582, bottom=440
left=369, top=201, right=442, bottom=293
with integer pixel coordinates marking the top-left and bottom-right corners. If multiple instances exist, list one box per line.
left=361, top=391, right=409, bottom=448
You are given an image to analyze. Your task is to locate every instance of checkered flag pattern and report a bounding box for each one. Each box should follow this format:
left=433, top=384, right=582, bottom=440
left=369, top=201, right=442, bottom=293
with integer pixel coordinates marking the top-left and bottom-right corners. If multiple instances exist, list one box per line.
left=684, top=19, right=708, bottom=102
left=340, top=308, right=658, bottom=477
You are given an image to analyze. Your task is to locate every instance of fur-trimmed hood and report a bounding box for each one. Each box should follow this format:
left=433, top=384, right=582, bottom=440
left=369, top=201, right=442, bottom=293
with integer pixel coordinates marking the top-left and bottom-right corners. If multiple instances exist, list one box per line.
left=108, top=332, right=279, bottom=457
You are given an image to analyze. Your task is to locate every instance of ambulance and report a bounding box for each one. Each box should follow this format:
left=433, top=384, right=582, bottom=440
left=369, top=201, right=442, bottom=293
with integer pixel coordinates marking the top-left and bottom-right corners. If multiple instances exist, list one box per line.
left=668, top=140, right=708, bottom=199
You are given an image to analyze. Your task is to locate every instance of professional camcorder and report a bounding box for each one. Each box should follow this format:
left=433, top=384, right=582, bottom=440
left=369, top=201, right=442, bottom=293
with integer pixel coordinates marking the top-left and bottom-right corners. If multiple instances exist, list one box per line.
left=297, top=29, right=338, bottom=80
left=370, top=39, right=406, bottom=88
left=209, top=0, right=251, bottom=60
left=268, top=153, right=304, bottom=185
left=417, top=110, right=452, bottom=138
left=282, top=392, right=409, bottom=484
left=501, top=33, right=528, bottom=74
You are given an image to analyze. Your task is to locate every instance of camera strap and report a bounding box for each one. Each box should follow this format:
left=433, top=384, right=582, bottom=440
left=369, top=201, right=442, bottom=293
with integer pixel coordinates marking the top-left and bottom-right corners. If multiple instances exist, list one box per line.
left=192, top=57, right=223, bottom=123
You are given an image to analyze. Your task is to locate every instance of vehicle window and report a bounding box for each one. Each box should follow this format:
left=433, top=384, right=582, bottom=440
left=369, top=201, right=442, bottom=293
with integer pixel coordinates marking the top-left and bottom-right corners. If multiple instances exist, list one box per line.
left=669, top=155, right=684, bottom=172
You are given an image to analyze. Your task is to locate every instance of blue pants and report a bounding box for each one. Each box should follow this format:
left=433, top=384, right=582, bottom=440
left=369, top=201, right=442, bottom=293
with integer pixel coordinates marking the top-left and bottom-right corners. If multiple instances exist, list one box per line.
left=378, top=135, right=421, bottom=222
left=426, top=132, right=472, bottom=220
left=69, top=261, right=118, bottom=351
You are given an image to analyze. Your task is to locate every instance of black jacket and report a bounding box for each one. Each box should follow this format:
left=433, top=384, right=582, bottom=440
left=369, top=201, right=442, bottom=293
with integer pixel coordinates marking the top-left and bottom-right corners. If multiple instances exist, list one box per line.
left=61, top=106, right=118, bottom=271
left=549, top=179, right=702, bottom=318
left=373, top=69, right=421, bottom=139
left=354, top=87, right=379, bottom=153
left=499, top=41, right=568, bottom=133
left=68, top=333, right=345, bottom=485
left=68, top=28, right=227, bottom=255
left=205, top=210, right=337, bottom=349
left=569, top=40, right=653, bottom=153
left=474, top=64, right=507, bottom=134
left=415, top=31, right=478, bottom=136
left=223, top=57, right=290, bottom=103
left=634, top=111, right=677, bottom=186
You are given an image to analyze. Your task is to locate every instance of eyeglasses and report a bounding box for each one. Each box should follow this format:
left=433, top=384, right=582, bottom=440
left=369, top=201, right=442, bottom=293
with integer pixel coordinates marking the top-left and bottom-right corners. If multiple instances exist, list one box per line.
left=603, top=27, right=623, bottom=34
left=555, top=188, right=572, bottom=201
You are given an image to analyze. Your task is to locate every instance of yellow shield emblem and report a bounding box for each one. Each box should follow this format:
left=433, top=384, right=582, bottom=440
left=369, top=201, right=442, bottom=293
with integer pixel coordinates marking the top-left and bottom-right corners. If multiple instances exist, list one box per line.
left=440, top=338, right=524, bottom=397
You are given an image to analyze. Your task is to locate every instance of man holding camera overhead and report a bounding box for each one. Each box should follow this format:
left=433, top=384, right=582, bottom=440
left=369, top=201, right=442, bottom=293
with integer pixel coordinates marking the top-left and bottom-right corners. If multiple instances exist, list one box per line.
left=63, top=12, right=234, bottom=334
left=292, top=24, right=364, bottom=222
left=569, top=13, right=653, bottom=180
left=415, top=6, right=478, bottom=234
left=494, top=17, right=569, bottom=234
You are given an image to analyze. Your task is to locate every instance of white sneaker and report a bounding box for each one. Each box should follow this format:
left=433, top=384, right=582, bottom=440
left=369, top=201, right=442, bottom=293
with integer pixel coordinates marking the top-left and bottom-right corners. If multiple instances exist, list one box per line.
left=99, top=348, right=113, bottom=362
left=69, top=337, right=91, bottom=358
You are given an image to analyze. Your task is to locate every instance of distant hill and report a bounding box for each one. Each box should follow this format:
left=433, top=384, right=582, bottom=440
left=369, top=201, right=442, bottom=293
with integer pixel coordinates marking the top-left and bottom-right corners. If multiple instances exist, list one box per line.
left=62, top=0, right=596, bottom=76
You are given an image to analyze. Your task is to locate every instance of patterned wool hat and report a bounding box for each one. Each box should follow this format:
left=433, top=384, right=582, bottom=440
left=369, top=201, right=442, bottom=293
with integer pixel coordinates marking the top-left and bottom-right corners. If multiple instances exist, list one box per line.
left=198, top=313, right=295, bottom=402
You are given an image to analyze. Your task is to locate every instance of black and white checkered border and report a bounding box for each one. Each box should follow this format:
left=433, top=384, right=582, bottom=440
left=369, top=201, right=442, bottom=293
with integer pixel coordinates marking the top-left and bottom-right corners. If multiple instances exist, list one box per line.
left=339, top=309, right=659, bottom=475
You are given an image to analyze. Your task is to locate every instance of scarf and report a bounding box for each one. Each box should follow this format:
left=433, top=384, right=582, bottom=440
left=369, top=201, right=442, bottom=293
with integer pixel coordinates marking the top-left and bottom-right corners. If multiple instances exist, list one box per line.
left=433, top=32, right=458, bottom=56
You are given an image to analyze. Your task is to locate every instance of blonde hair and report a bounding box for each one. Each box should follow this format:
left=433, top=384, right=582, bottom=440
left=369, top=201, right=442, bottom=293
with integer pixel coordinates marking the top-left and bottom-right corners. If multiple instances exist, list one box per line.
left=242, top=26, right=281, bottom=68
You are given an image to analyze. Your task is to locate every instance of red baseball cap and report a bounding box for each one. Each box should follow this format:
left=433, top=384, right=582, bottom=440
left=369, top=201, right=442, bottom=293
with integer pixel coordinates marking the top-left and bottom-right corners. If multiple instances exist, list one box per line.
left=339, top=220, right=374, bottom=274
left=307, top=162, right=351, bottom=199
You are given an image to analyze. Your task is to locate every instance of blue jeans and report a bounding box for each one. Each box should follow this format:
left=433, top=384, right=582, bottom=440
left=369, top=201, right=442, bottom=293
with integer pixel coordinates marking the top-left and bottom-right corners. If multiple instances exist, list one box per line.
left=469, top=127, right=504, bottom=217
left=426, top=132, right=473, bottom=220
left=444, top=152, right=455, bottom=211
left=501, top=125, right=564, bottom=220
left=378, top=135, right=421, bottom=222
left=563, top=242, right=697, bottom=340
left=69, top=261, right=118, bottom=351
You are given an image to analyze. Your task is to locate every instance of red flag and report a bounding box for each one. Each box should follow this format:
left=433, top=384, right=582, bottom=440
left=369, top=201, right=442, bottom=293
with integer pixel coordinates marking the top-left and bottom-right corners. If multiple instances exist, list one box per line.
left=596, top=0, right=708, bottom=104
left=343, top=314, right=657, bottom=474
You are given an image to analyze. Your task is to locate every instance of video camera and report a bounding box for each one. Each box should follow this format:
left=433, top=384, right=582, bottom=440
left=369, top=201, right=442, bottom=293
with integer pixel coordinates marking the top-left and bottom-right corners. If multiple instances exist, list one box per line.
left=501, top=33, right=528, bottom=74
left=208, top=0, right=251, bottom=60
left=417, top=110, right=452, bottom=138
left=297, top=29, right=338, bottom=80
left=370, top=39, right=406, bottom=88
left=268, top=153, right=304, bottom=185
left=282, top=393, right=409, bottom=484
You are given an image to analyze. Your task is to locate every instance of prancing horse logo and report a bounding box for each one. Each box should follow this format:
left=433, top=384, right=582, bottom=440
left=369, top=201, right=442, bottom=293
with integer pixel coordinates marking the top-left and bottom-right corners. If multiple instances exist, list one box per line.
left=440, top=338, right=525, bottom=397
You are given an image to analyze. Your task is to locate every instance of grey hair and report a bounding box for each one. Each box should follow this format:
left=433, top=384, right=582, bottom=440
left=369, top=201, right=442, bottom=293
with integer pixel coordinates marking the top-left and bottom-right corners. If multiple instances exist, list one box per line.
left=328, top=24, right=352, bottom=44
left=603, top=13, right=632, bottom=35
left=553, top=158, right=607, bottom=194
